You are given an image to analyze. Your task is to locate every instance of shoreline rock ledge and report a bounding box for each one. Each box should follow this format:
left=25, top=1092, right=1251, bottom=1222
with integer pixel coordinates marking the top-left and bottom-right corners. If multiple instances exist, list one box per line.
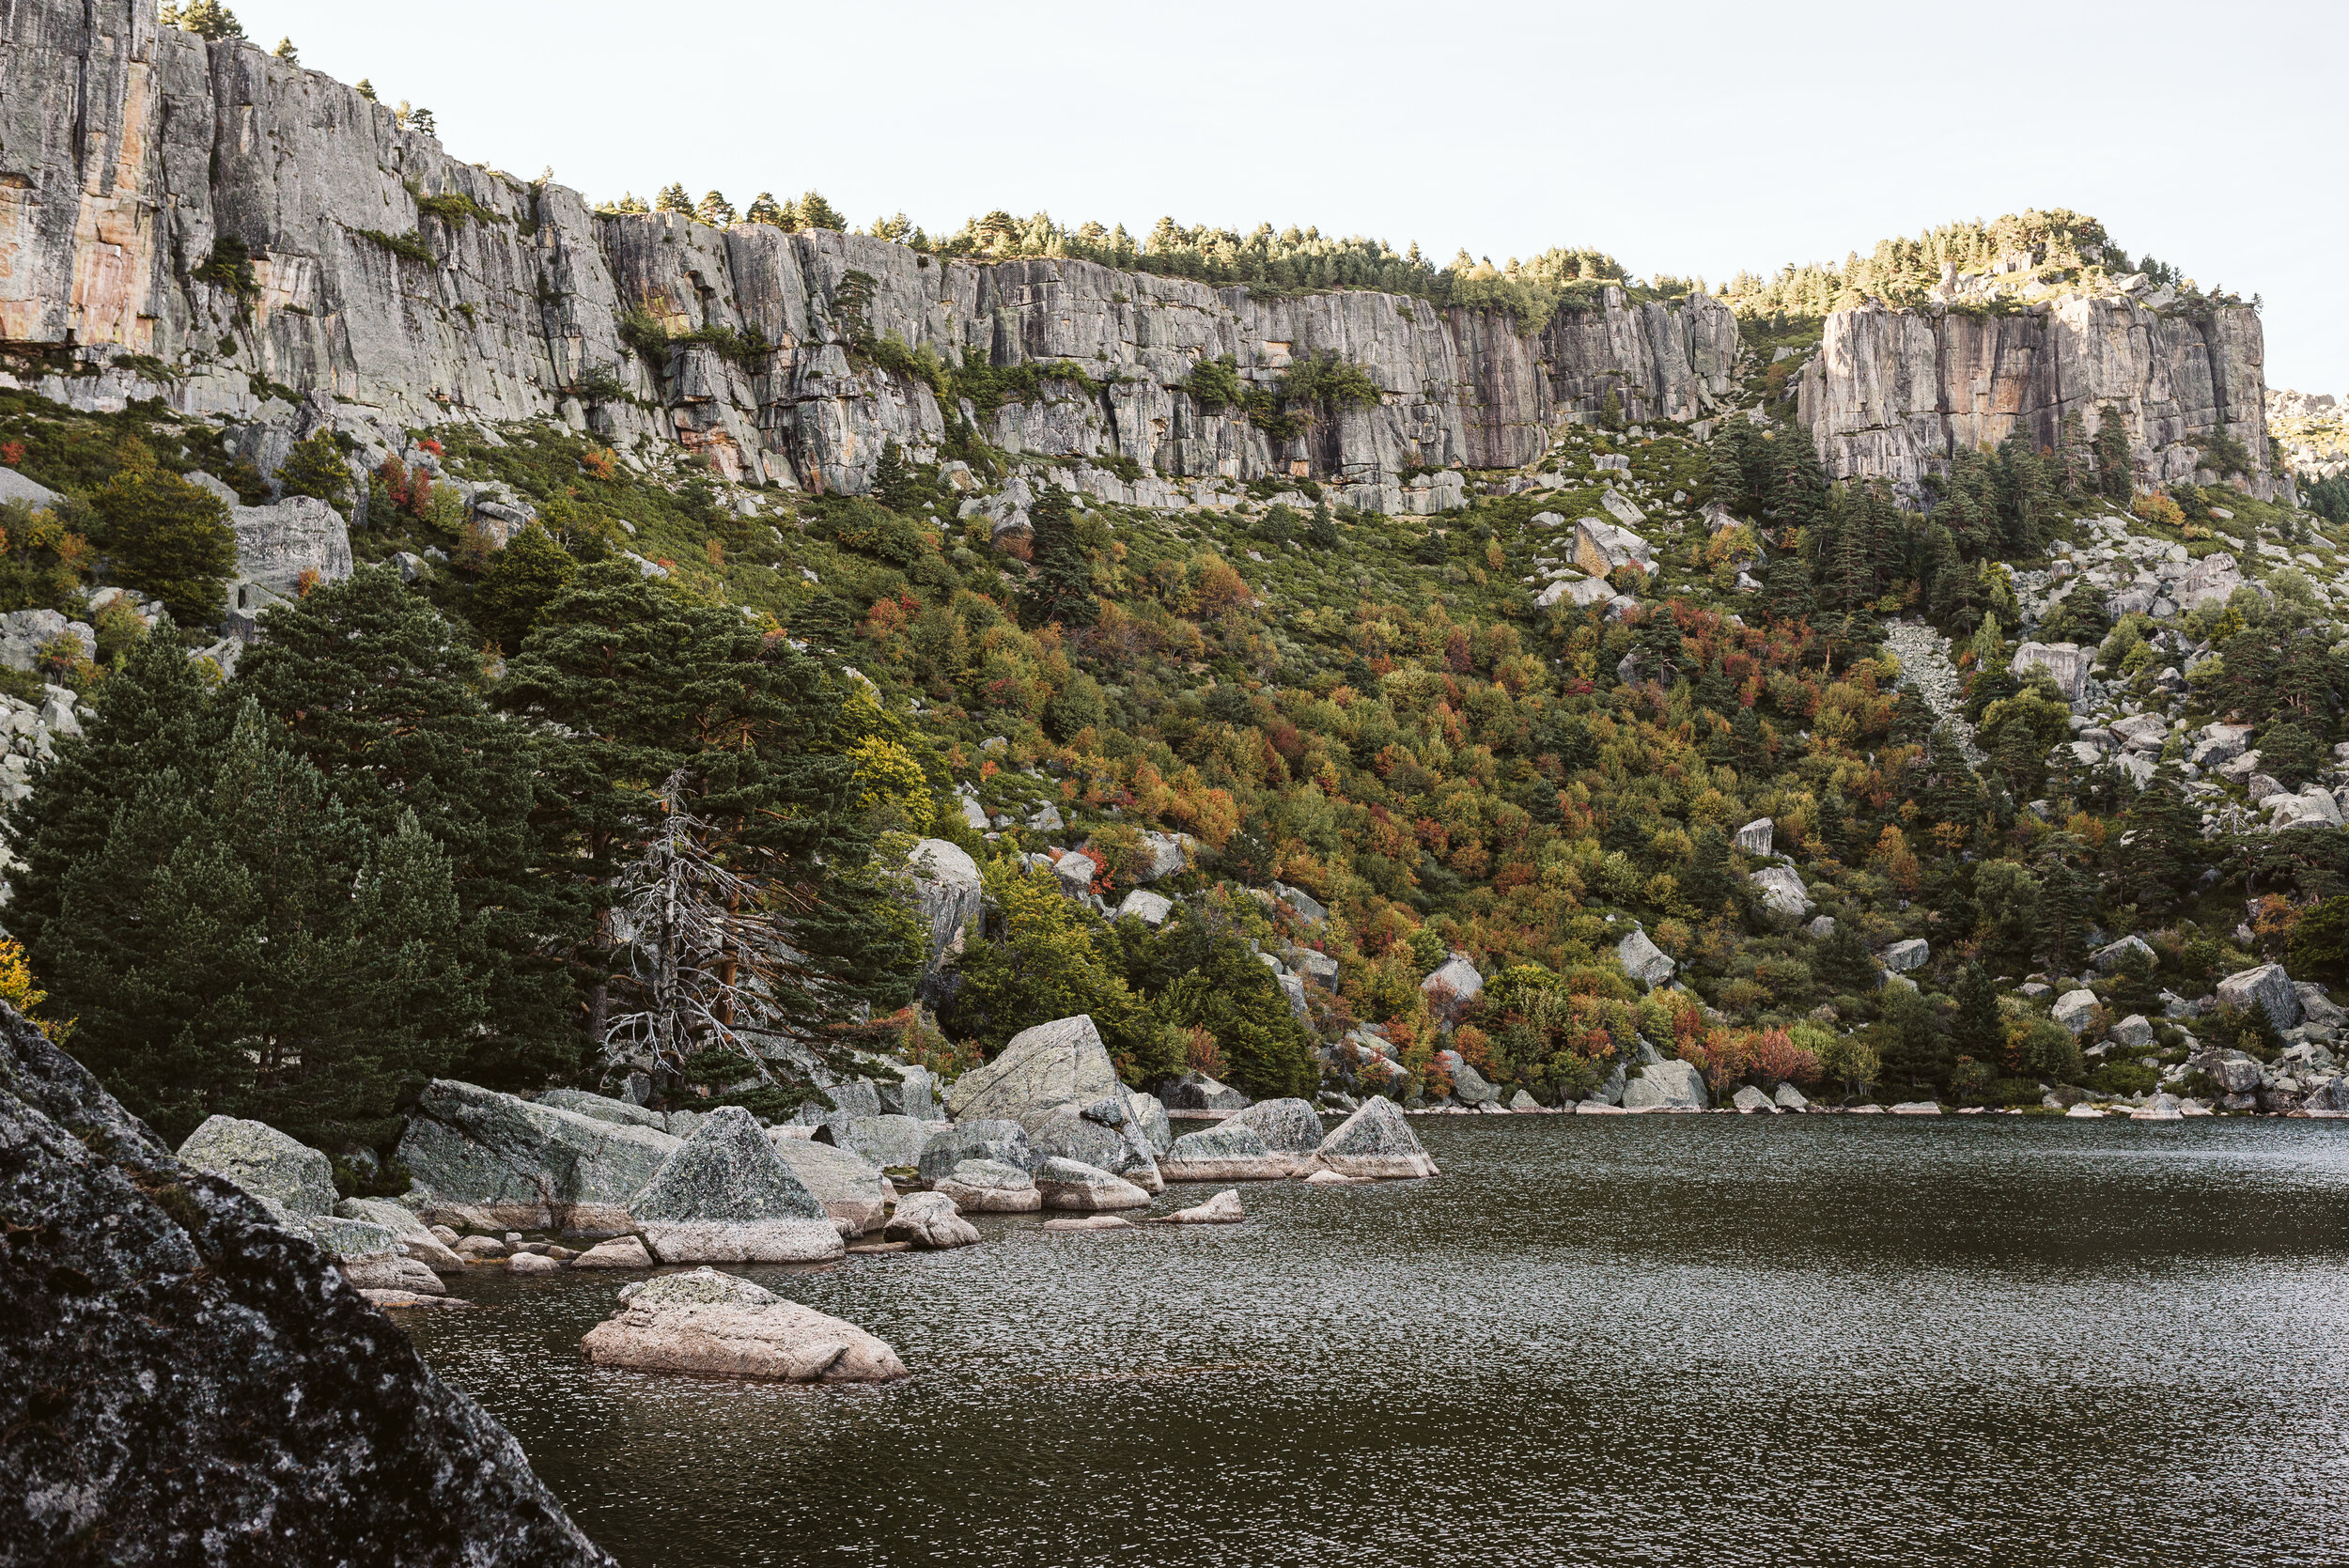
left=0, top=1006, right=612, bottom=1563
left=581, top=1268, right=908, bottom=1382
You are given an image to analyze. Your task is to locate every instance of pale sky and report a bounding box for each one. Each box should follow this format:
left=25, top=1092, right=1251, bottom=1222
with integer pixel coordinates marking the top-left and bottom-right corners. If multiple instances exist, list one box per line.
left=241, top=0, right=2343, bottom=392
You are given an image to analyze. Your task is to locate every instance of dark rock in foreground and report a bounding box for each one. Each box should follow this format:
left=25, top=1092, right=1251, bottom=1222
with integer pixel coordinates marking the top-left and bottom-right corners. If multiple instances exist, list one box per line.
left=0, top=1007, right=611, bottom=1565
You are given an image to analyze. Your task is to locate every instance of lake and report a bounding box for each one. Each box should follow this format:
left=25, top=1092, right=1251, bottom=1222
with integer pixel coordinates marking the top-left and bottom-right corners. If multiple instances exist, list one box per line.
left=402, top=1114, right=2349, bottom=1566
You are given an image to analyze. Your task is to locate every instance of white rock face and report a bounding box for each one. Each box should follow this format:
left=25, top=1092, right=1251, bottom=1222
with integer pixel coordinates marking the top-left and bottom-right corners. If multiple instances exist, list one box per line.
left=904, top=838, right=981, bottom=970
left=2010, top=643, right=2092, bottom=701
left=1735, top=817, right=1774, bottom=856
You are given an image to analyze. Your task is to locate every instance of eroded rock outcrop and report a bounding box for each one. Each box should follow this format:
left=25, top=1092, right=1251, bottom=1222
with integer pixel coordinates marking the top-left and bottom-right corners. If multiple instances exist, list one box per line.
left=580, top=1268, right=905, bottom=1382
left=0, top=1009, right=612, bottom=1563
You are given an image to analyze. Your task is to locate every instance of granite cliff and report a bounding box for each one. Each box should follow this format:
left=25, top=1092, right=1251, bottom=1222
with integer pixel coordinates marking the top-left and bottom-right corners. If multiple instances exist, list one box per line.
left=1795, top=293, right=2283, bottom=503
left=1, top=0, right=1736, bottom=515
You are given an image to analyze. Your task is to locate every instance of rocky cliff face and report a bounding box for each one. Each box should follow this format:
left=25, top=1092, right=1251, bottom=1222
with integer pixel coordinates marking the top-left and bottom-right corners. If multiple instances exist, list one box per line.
left=1, top=0, right=1737, bottom=513
left=1796, top=295, right=2283, bottom=501
left=0, top=1007, right=613, bottom=1563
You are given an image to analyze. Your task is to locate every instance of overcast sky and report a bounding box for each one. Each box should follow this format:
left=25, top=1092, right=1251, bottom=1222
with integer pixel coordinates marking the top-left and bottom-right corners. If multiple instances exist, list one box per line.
left=241, top=0, right=2343, bottom=391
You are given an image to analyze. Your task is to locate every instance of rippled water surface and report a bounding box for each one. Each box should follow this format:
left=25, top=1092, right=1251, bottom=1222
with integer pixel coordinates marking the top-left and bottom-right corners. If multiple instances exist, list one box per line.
left=404, top=1116, right=2349, bottom=1566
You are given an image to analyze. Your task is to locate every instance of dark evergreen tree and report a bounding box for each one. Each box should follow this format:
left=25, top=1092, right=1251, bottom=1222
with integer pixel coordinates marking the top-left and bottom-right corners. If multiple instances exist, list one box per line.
left=1763, top=553, right=1813, bottom=624
left=1019, top=487, right=1098, bottom=629
left=89, top=452, right=240, bottom=625
left=276, top=430, right=352, bottom=515
left=1816, top=921, right=1878, bottom=996
left=234, top=567, right=583, bottom=1085
left=2122, top=763, right=2199, bottom=919
left=470, top=523, right=579, bottom=653
left=2092, top=405, right=2135, bottom=503
left=1949, top=961, right=2005, bottom=1068
left=872, top=439, right=922, bottom=513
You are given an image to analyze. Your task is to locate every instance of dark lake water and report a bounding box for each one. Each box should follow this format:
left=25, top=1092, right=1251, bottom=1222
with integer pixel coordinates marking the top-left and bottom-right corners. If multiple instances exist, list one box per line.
left=402, top=1115, right=2349, bottom=1566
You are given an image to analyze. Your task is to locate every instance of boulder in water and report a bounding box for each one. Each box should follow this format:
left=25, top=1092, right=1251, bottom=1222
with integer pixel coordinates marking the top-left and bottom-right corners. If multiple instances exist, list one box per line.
left=935, top=1157, right=1043, bottom=1213
left=581, top=1268, right=906, bottom=1382
left=1222, top=1096, right=1325, bottom=1155
left=767, top=1135, right=893, bottom=1235
left=917, top=1119, right=1035, bottom=1185
left=883, top=1190, right=981, bottom=1249
left=395, top=1079, right=679, bottom=1235
left=1159, top=1124, right=1293, bottom=1181
left=1310, top=1097, right=1439, bottom=1178
left=0, top=1008, right=612, bottom=1564
left=571, top=1235, right=654, bottom=1269
left=1031, top=1101, right=1164, bottom=1191
left=1162, top=1188, right=1245, bottom=1224
left=1042, top=1215, right=1135, bottom=1232
left=1160, top=1069, right=1250, bottom=1113
left=630, top=1108, right=843, bottom=1265
left=944, top=1014, right=1124, bottom=1130
left=1034, top=1156, right=1152, bottom=1211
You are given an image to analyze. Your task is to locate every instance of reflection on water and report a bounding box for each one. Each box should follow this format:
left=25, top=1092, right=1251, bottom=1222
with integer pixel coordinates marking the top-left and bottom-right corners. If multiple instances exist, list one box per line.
left=403, top=1116, right=2349, bottom=1566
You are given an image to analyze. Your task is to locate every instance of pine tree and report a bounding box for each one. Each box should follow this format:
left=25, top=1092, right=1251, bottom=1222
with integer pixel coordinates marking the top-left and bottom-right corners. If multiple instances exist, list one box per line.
left=1763, top=553, right=1813, bottom=624
left=272, top=36, right=298, bottom=63
left=794, top=191, right=847, bottom=232
left=2056, top=407, right=2092, bottom=497
left=1019, top=487, right=1098, bottom=629
left=1704, top=429, right=1748, bottom=515
left=88, top=448, right=239, bottom=625
left=1773, top=432, right=1829, bottom=531
left=276, top=429, right=350, bottom=514
left=1998, top=430, right=2054, bottom=556
left=2093, top=405, right=2135, bottom=503
left=354, top=78, right=377, bottom=102
left=655, top=183, right=693, bottom=215
left=872, top=439, right=921, bottom=513
left=408, top=106, right=436, bottom=137
left=1816, top=922, right=1878, bottom=997
left=2122, top=763, right=2199, bottom=918
left=470, top=523, right=578, bottom=653
left=4, top=616, right=222, bottom=965
left=1949, top=961, right=2004, bottom=1065
left=43, top=701, right=480, bottom=1149
left=696, top=191, right=737, bottom=227
left=234, top=566, right=583, bottom=1084
left=745, top=193, right=792, bottom=228
left=164, top=1, right=244, bottom=40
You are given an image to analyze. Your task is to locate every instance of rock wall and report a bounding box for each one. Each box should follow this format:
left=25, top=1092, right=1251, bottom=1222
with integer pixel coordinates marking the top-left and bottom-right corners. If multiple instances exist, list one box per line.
left=1, top=0, right=1737, bottom=512
left=1796, top=297, right=2282, bottom=501
left=0, top=1006, right=613, bottom=1563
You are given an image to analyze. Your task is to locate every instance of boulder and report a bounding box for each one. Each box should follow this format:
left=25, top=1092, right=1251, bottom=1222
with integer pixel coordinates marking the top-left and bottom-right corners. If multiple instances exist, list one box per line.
left=2109, top=1014, right=2155, bottom=1048
left=933, top=1158, right=1043, bottom=1213
left=916, top=1120, right=1036, bottom=1186
left=2092, top=935, right=2157, bottom=973
left=944, top=1015, right=1124, bottom=1131
left=2063, top=1103, right=2106, bottom=1119
left=1735, top=817, right=1774, bottom=856
left=882, top=1190, right=981, bottom=1249
left=1731, top=1085, right=1777, bottom=1114
left=1748, top=865, right=1812, bottom=923
left=2010, top=642, right=2092, bottom=701
left=570, top=1235, right=654, bottom=1269
left=454, top=1234, right=510, bottom=1260
left=0, top=1009, right=612, bottom=1565
left=1126, top=1088, right=1175, bottom=1155
left=334, top=1197, right=466, bottom=1272
left=1159, top=1124, right=1293, bottom=1181
left=1134, top=831, right=1190, bottom=882
left=533, top=1088, right=665, bottom=1129
left=1882, top=939, right=1930, bottom=974
left=904, top=838, right=982, bottom=970
left=0, top=466, right=62, bottom=508
left=875, top=1063, right=945, bottom=1122
left=176, top=1115, right=335, bottom=1225
left=1115, top=888, right=1174, bottom=926
left=2052, top=989, right=2100, bottom=1034
left=1508, top=1089, right=1542, bottom=1111
left=1421, top=955, right=1485, bottom=1018
left=1051, top=851, right=1098, bottom=901
left=1303, top=1168, right=1367, bottom=1185
left=1573, top=516, right=1655, bottom=577
left=2217, top=964, right=2302, bottom=1031
left=629, top=1107, right=843, bottom=1265
left=1623, top=1059, right=1709, bottom=1110
left=1888, top=1101, right=1943, bottom=1115
left=816, top=1113, right=934, bottom=1170
left=1042, top=1215, right=1134, bottom=1232
left=1160, top=1070, right=1251, bottom=1113
left=394, top=1079, right=679, bottom=1235
left=1311, top=1097, right=1440, bottom=1178
left=2131, top=1094, right=2185, bottom=1121
left=229, top=494, right=353, bottom=605
left=506, top=1252, right=560, bottom=1276
left=1031, top=1102, right=1165, bottom=1192
left=1034, top=1157, right=1153, bottom=1211
left=581, top=1268, right=906, bottom=1383
left=1436, top=1049, right=1502, bottom=1107
left=1222, top=1096, right=1326, bottom=1155
left=1163, top=1188, right=1245, bottom=1225
left=1616, top=926, right=1675, bottom=986
left=1773, top=1083, right=1810, bottom=1111
left=768, top=1136, right=893, bottom=1234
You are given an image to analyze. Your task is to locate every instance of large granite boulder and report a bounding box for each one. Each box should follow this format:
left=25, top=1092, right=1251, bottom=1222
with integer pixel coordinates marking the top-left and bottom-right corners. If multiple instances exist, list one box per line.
left=817, top=1113, right=935, bottom=1170
left=904, top=838, right=982, bottom=970
left=876, top=1063, right=944, bottom=1121
left=766, top=1136, right=892, bottom=1235
left=1748, top=866, right=1813, bottom=923
left=581, top=1268, right=906, bottom=1383
left=2010, top=641, right=2092, bottom=700
left=2052, top=988, right=2100, bottom=1033
left=395, top=1079, right=679, bottom=1235
left=1034, top=1157, right=1153, bottom=1211
left=1623, top=1059, right=1709, bottom=1110
left=933, top=1158, right=1043, bottom=1213
left=1127, top=1088, right=1175, bottom=1155
left=944, top=1015, right=1124, bottom=1131
left=883, top=1190, right=981, bottom=1249
left=916, top=1119, right=1036, bottom=1185
left=1436, top=1049, right=1502, bottom=1107
left=1159, top=1124, right=1293, bottom=1181
left=2217, top=963, right=2302, bottom=1031
left=230, top=494, right=354, bottom=606
left=1311, top=1097, right=1440, bottom=1178
left=334, top=1197, right=466, bottom=1272
left=176, top=1115, right=335, bottom=1225
left=535, top=1088, right=665, bottom=1129
left=1421, top=955, right=1485, bottom=1019
left=630, top=1108, right=843, bottom=1265
left=1223, top=1097, right=1325, bottom=1156
left=0, top=1007, right=612, bottom=1565
left=1617, top=926, right=1675, bottom=986
left=1160, top=1070, right=1250, bottom=1113
left=1030, top=1097, right=1165, bottom=1192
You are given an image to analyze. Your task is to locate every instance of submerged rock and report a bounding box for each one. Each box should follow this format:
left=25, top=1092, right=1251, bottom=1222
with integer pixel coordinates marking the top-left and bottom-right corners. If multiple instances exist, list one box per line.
left=571, top=1235, right=655, bottom=1269
left=581, top=1268, right=906, bottom=1383
left=0, top=1007, right=612, bottom=1564
left=934, top=1157, right=1043, bottom=1213
left=1042, top=1215, right=1135, bottom=1232
left=630, top=1108, right=843, bottom=1265
left=1163, top=1188, right=1245, bottom=1224
left=1311, top=1097, right=1440, bottom=1178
